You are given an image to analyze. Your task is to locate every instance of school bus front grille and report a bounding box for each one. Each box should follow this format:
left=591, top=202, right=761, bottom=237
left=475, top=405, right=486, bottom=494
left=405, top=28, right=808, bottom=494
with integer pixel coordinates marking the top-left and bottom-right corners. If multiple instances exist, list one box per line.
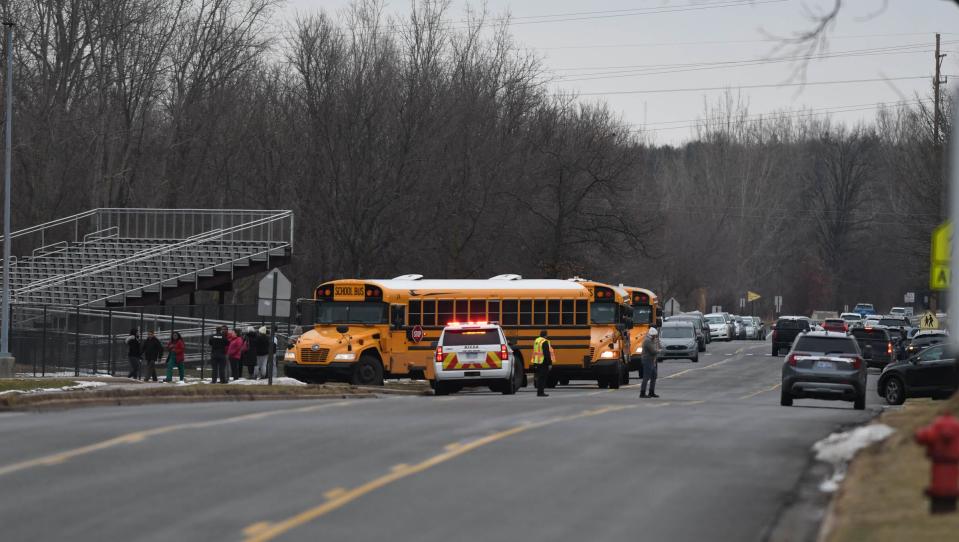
left=300, top=348, right=330, bottom=363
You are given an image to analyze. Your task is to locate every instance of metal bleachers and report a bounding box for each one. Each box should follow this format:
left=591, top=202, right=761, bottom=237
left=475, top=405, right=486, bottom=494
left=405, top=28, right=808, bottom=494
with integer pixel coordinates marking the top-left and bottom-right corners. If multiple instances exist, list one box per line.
left=0, top=209, right=293, bottom=307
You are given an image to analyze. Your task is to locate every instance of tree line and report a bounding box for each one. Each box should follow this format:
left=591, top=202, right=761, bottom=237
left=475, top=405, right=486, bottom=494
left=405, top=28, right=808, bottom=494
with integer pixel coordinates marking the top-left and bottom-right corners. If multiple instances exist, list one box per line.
left=0, top=0, right=948, bottom=316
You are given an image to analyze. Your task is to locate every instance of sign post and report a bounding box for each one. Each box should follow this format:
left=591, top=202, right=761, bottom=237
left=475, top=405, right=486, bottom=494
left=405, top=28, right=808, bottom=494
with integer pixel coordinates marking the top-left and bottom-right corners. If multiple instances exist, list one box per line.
left=258, top=269, right=292, bottom=385
left=774, top=295, right=783, bottom=315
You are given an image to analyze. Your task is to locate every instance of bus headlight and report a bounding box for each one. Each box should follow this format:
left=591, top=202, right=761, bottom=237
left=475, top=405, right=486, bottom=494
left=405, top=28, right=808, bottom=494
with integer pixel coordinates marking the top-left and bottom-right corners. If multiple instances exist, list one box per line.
left=334, top=353, right=356, bottom=361
left=284, top=351, right=296, bottom=362
left=600, top=350, right=618, bottom=359
left=635, top=346, right=643, bottom=354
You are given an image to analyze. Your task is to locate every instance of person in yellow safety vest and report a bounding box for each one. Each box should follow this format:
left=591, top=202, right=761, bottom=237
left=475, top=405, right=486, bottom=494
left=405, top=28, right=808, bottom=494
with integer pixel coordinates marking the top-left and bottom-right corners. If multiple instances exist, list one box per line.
left=532, top=330, right=555, bottom=397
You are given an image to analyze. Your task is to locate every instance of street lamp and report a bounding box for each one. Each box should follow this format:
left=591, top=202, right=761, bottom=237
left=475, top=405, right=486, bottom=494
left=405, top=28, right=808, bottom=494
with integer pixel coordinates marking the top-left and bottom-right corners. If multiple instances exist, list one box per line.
left=0, top=21, right=14, bottom=378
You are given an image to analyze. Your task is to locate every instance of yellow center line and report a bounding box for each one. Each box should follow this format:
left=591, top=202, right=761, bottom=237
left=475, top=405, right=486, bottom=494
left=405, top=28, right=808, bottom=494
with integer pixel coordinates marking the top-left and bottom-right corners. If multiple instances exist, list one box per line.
left=739, top=382, right=781, bottom=400
left=0, top=401, right=355, bottom=478
left=243, top=403, right=653, bottom=542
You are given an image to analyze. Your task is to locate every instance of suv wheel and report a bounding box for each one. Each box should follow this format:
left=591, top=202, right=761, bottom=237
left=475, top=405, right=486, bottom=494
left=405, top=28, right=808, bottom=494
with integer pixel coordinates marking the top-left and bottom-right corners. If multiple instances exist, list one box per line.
left=780, top=388, right=793, bottom=406
left=883, top=377, right=905, bottom=405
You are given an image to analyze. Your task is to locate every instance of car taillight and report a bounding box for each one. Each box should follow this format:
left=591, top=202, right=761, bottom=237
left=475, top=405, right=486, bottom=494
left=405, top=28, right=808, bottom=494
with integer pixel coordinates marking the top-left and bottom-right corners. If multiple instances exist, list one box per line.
left=435, top=346, right=443, bottom=362
left=499, top=344, right=509, bottom=360
left=852, top=356, right=863, bottom=369
left=787, top=353, right=798, bottom=366
left=887, top=342, right=893, bottom=355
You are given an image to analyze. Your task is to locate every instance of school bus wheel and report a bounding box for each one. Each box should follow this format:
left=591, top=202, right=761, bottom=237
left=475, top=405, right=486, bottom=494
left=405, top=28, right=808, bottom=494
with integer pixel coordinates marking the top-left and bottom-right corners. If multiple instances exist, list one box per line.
left=351, top=354, right=384, bottom=386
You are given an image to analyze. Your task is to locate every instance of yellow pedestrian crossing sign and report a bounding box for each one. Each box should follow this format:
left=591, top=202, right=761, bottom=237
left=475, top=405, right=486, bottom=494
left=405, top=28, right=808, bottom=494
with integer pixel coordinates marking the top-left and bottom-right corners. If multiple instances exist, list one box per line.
left=920, top=311, right=940, bottom=330
left=930, top=221, right=952, bottom=291
left=746, top=291, right=761, bottom=302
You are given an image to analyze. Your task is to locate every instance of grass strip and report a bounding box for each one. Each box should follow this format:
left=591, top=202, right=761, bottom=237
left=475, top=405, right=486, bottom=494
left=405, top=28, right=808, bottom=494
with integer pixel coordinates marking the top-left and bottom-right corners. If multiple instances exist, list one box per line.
left=825, top=393, right=959, bottom=542
left=0, top=379, right=81, bottom=393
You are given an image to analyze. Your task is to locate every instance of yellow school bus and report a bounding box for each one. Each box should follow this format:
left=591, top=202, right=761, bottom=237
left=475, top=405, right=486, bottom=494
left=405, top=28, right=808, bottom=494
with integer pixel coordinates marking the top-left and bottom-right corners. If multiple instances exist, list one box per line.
left=620, top=286, right=659, bottom=372
left=284, top=277, right=632, bottom=389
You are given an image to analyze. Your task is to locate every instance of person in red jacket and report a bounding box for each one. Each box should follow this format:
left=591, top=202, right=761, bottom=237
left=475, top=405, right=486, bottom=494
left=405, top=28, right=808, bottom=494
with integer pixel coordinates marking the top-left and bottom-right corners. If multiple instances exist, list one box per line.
left=227, top=328, right=247, bottom=381
left=164, top=331, right=186, bottom=382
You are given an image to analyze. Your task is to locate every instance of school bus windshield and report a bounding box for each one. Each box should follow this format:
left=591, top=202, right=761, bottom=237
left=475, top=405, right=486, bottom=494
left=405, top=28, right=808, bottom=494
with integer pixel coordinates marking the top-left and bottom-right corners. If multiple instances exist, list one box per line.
left=590, top=303, right=618, bottom=324
left=314, top=301, right=389, bottom=324
left=632, top=305, right=652, bottom=324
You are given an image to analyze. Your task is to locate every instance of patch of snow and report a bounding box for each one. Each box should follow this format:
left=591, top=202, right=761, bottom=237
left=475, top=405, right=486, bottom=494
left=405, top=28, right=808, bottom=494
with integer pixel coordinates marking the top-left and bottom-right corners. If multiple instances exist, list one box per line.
left=227, top=377, right=306, bottom=386
left=812, top=424, right=895, bottom=492
left=0, top=380, right=109, bottom=396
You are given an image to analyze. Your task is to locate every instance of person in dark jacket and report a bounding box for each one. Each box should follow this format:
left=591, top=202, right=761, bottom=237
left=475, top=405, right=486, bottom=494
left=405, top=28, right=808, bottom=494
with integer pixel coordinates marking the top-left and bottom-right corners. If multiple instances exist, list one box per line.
left=639, top=328, right=662, bottom=399
left=142, top=330, right=164, bottom=382
left=241, top=327, right=258, bottom=379
left=254, top=326, right=272, bottom=379
left=209, top=325, right=230, bottom=384
left=125, top=328, right=142, bottom=379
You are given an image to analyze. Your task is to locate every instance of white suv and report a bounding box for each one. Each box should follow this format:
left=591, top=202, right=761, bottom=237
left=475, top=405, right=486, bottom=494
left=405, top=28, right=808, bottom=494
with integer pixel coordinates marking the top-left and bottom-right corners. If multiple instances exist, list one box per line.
left=433, top=322, right=524, bottom=396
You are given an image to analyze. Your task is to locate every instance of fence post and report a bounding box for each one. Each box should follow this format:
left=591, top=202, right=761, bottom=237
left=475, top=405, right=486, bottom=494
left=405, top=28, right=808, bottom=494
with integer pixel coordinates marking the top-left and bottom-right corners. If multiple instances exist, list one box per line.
left=108, top=308, right=114, bottom=376
left=74, top=305, right=80, bottom=376
left=200, top=304, right=206, bottom=380
left=40, top=305, right=46, bottom=376
left=171, top=308, right=176, bottom=377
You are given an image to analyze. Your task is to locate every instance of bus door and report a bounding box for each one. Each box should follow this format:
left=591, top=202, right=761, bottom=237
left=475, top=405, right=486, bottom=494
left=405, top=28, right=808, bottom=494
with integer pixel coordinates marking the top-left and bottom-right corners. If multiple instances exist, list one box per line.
left=394, top=300, right=436, bottom=378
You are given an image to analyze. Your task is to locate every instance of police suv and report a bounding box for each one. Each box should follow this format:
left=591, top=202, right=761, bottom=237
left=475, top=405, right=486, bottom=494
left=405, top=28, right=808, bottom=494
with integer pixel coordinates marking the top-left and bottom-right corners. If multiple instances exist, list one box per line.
left=432, top=322, right=524, bottom=396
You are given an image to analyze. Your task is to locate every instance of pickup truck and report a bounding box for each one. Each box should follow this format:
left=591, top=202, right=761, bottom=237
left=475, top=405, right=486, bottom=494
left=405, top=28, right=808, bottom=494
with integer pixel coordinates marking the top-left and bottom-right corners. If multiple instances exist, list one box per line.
left=771, top=316, right=811, bottom=356
left=853, top=303, right=876, bottom=317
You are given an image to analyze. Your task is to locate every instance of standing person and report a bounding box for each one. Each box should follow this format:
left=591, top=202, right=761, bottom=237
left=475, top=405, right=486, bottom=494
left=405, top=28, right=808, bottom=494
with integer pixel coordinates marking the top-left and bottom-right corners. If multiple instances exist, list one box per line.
left=640, top=328, right=661, bottom=399
left=227, top=328, right=247, bottom=381
left=531, top=330, right=554, bottom=397
left=254, top=326, right=271, bottom=379
left=142, top=330, right=164, bottom=382
left=125, top=328, right=142, bottom=380
left=163, top=332, right=186, bottom=382
left=209, top=325, right=229, bottom=384
left=241, top=326, right=258, bottom=379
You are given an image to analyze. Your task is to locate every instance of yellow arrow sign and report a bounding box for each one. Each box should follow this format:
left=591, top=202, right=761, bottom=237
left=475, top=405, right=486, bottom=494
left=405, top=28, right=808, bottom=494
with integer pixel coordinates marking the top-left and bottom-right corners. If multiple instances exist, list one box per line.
left=930, top=221, right=952, bottom=291
left=746, top=291, right=761, bottom=302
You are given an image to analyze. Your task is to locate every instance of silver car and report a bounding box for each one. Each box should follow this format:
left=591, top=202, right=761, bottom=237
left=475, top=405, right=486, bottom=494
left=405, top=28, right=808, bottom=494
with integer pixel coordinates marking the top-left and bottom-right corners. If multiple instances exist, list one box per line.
left=780, top=331, right=866, bottom=410
left=705, top=313, right=732, bottom=341
left=657, top=321, right=700, bottom=363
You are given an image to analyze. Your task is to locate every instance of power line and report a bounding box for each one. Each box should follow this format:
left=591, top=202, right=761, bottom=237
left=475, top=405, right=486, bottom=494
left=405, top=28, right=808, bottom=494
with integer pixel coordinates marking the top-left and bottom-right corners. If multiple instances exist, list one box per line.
left=540, top=32, right=959, bottom=50
left=573, top=76, right=935, bottom=97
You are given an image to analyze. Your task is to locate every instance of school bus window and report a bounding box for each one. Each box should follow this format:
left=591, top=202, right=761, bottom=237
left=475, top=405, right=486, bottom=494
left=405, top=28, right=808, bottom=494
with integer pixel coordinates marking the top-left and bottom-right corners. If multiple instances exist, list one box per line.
left=316, top=301, right=388, bottom=324
left=422, top=300, right=437, bottom=326
left=408, top=300, right=422, bottom=326
left=633, top=305, right=652, bottom=325
left=469, top=299, right=487, bottom=322
left=519, top=300, right=532, bottom=326
left=561, top=300, right=574, bottom=325
left=438, top=300, right=454, bottom=325
left=547, top=300, right=560, bottom=325
left=455, top=300, right=468, bottom=321
left=590, top=303, right=617, bottom=324
left=575, top=300, right=588, bottom=325
left=488, top=300, right=501, bottom=323
left=534, top=300, right=546, bottom=326
left=502, top=299, right=518, bottom=326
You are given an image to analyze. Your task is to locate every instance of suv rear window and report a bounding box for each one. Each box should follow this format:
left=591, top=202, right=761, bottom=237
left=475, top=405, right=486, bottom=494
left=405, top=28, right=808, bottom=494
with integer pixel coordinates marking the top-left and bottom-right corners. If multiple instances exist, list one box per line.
left=878, top=318, right=908, bottom=327
left=851, top=328, right=891, bottom=341
left=794, top=336, right=859, bottom=354
left=776, top=319, right=807, bottom=330
left=442, top=329, right=501, bottom=346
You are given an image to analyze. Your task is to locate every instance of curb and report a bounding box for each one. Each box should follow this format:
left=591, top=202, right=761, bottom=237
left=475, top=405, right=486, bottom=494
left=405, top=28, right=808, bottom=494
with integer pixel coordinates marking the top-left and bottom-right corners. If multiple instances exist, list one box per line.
left=1, top=393, right=377, bottom=412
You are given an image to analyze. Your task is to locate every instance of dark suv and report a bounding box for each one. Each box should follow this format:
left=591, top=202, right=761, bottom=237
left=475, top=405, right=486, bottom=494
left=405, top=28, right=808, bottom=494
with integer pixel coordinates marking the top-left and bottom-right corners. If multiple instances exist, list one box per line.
left=877, top=345, right=959, bottom=405
left=781, top=332, right=867, bottom=409
left=850, top=326, right=894, bottom=368
left=771, top=317, right=811, bottom=356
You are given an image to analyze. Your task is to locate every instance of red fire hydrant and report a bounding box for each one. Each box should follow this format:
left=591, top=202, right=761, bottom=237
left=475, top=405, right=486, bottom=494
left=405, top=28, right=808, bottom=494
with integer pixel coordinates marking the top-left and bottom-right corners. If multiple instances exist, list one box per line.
left=915, top=414, right=959, bottom=514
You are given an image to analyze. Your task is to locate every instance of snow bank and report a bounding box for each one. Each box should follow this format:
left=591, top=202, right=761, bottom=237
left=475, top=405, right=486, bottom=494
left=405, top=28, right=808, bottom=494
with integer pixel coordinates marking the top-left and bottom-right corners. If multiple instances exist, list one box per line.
left=812, top=424, right=895, bottom=492
left=0, top=381, right=109, bottom=396
left=227, top=377, right=306, bottom=386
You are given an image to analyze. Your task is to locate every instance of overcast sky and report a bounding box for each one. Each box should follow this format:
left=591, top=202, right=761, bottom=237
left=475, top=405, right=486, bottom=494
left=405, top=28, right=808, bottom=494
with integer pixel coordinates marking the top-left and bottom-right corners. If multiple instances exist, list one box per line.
left=281, top=0, right=959, bottom=144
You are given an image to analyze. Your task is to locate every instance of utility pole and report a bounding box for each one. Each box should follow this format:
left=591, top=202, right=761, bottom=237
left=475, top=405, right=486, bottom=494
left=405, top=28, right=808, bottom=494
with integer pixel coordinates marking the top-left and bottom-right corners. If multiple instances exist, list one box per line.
left=934, top=33, right=948, bottom=146
left=0, top=21, right=14, bottom=378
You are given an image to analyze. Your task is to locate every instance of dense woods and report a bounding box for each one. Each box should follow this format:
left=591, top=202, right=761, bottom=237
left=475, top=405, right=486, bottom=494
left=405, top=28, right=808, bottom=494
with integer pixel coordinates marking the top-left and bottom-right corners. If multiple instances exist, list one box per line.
left=0, top=0, right=949, bottom=315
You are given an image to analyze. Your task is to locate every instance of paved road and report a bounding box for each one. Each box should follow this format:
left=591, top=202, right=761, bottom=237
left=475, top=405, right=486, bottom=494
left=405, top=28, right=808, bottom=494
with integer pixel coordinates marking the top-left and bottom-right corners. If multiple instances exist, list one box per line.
left=0, top=339, right=880, bottom=541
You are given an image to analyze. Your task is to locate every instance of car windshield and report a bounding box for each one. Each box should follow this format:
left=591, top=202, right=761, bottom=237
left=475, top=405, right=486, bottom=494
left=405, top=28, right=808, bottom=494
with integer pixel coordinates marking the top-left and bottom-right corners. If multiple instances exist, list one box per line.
left=632, top=305, right=652, bottom=324
left=314, top=301, right=388, bottom=324
left=776, top=319, right=804, bottom=330
left=661, top=326, right=694, bottom=339
left=855, top=304, right=874, bottom=310
left=794, top=337, right=859, bottom=354
left=590, top=303, right=617, bottom=324
left=841, top=314, right=861, bottom=321
left=442, top=329, right=500, bottom=346
left=705, top=316, right=724, bottom=324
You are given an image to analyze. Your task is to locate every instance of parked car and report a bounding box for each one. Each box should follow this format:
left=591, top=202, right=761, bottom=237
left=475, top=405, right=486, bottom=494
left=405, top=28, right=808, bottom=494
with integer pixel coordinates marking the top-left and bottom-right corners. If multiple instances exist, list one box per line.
left=657, top=321, right=700, bottom=363
left=705, top=313, right=733, bottom=341
left=877, top=344, right=959, bottom=405
left=771, top=316, right=811, bottom=356
left=822, top=318, right=848, bottom=333
left=853, top=303, right=877, bottom=317
left=850, top=326, right=895, bottom=369
left=666, top=313, right=708, bottom=352
left=780, top=331, right=867, bottom=410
